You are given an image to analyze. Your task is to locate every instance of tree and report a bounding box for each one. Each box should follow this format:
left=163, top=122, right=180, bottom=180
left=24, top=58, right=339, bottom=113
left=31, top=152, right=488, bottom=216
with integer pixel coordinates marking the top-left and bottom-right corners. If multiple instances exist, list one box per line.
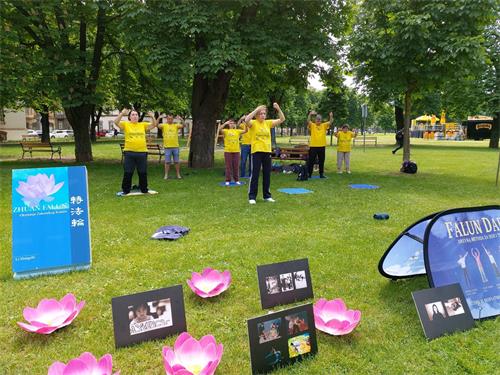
left=349, top=0, right=496, bottom=162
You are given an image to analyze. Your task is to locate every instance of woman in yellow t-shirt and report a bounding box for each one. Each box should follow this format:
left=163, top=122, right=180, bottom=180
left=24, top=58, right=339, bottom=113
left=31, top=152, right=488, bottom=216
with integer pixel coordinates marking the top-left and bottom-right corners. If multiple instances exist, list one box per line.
left=245, top=103, right=285, bottom=204
left=307, top=110, right=333, bottom=178
left=218, top=118, right=247, bottom=185
left=114, top=109, right=157, bottom=194
left=157, top=114, right=184, bottom=179
left=334, top=124, right=357, bottom=174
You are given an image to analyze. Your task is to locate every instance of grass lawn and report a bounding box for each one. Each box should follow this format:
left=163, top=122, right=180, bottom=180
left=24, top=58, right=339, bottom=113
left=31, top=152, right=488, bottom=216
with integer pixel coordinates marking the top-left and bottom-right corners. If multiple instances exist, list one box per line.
left=0, top=137, right=498, bottom=374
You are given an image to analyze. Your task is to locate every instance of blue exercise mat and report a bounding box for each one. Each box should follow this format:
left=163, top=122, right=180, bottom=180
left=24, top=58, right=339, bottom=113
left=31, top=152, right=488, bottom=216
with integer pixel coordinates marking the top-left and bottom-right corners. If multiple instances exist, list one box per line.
left=349, top=184, right=379, bottom=190
left=218, top=181, right=247, bottom=186
left=278, top=188, right=313, bottom=195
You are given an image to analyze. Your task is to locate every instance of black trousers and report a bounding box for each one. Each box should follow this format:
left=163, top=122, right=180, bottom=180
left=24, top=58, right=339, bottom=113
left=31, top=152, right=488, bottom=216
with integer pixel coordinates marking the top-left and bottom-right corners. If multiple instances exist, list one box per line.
left=122, top=151, right=148, bottom=193
left=307, top=147, right=326, bottom=177
left=392, top=142, right=403, bottom=154
left=249, top=152, right=272, bottom=200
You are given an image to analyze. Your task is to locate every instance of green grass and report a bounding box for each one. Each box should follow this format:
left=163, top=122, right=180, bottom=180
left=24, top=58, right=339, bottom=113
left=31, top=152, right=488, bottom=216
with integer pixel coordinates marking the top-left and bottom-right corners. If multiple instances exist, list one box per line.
left=0, top=139, right=499, bottom=374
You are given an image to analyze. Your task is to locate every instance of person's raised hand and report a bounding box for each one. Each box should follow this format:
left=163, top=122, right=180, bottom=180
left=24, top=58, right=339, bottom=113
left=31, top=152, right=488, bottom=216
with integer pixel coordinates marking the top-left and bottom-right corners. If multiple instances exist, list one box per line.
left=121, top=108, right=129, bottom=116
left=273, top=103, right=280, bottom=111
left=147, top=111, right=155, bottom=118
left=329, top=112, right=333, bottom=117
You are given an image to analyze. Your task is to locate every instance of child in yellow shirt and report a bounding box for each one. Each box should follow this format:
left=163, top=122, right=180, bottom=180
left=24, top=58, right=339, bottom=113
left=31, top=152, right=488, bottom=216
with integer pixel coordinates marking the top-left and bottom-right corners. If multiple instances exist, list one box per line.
left=218, top=119, right=247, bottom=185
left=334, top=125, right=357, bottom=174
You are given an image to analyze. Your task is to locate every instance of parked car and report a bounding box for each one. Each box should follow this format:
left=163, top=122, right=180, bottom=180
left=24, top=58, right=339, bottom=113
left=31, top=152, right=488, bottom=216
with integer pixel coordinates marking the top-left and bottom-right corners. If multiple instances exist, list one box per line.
left=96, top=130, right=107, bottom=137
left=24, top=130, right=39, bottom=137
left=50, top=130, right=74, bottom=138
left=105, top=130, right=124, bottom=138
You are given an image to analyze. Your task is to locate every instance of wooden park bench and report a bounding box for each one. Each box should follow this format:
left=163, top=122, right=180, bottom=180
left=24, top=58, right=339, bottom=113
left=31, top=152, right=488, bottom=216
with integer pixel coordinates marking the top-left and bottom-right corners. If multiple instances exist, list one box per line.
left=20, top=142, right=62, bottom=160
left=289, top=136, right=310, bottom=145
left=353, top=136, right=378, bottom=146
left=120, top=143, right=164, bottom=163
left=272, top=145, right=309, bottom=163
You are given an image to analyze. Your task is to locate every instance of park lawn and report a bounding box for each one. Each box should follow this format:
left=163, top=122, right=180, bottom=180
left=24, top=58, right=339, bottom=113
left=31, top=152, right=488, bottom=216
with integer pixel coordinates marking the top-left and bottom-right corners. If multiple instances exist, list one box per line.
left=0, top=140, right=498, bottom=374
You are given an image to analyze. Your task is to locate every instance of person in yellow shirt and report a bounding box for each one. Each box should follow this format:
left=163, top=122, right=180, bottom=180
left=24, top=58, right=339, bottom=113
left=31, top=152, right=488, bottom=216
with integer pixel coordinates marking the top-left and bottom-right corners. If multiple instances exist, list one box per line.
left=114, top=109, right=157, bottom=194
left=238, top=115, right=252, bottom=178
left=157, top=114, right=184, bottom=179
left=218, top=118, right=247, bottom=185
left=245, top=103, right=285, bottom=204
left=307, top=111, right=333, bottom=178
left=334, top=125, right=357, bottom=174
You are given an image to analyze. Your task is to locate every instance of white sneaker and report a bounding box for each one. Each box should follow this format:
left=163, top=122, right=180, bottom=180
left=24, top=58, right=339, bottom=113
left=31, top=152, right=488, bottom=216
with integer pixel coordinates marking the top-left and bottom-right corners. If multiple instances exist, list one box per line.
left=264, top=198, right=275, bottom=202
left=249, top=199, right=256, bottom=204
left=164, top=175, right=168, bottom=180
left=225, top=181, right=230, bottom=186
left=347, top=171, right=351, bottom=174
left=337, top=171, right=343, bottom=174
left=235, top=181, right=242, bottom=185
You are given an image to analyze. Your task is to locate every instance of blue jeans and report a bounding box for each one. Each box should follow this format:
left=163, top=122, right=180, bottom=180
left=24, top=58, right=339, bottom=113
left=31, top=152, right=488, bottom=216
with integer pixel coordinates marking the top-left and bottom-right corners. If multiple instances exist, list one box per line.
left=240, top=144, right=251, bottom=177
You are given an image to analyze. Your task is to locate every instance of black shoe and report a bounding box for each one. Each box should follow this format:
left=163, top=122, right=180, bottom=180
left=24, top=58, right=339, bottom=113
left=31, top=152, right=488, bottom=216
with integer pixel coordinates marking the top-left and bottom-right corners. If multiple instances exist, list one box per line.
left=320, top=175, right=326, bottom=178
left=392, top=150, right=396, bottom=154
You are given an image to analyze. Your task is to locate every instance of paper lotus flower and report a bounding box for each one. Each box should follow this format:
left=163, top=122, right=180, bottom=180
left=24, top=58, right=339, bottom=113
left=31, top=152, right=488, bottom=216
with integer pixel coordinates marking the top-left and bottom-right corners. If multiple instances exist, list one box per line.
left=17, top=293, right=85, bottom=334
left=16, top=173, right=64, bottom=207
left=187, top=268, right=231, bottom=298
left=313, top=298, right=361, bottom=335
left=162, top=332, right=223, bottom=375
left=48, top=352, right=119, bottom=375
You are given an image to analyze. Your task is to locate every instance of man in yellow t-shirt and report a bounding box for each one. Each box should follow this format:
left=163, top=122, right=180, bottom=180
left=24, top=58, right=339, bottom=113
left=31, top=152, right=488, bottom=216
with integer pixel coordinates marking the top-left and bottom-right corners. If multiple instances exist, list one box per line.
left=334, top=125, right=357, bottom=174
left=114, top=109, right=157, bottom=194
left=239, top=115, right=252, bottom=177
left=218, top=119, right=247, bottom=185
left=157, top=114, right=184, bottom=179
left=307, top=111, right=333, bottom=178
left=245, top=103, right=285, bottom=204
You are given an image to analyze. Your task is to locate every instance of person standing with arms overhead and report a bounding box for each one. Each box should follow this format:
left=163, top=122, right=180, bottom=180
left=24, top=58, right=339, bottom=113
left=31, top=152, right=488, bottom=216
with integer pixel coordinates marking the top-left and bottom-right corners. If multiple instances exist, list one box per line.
left=239, top=115, right=252, bottom=178
left=114, top=109, right=157, bottom=194
left=334, top=124, right=357, bottom=174
left=245, top=103, right=285, bottom=204
left=158, top=114, right=184, bottom=179
left=307, top=111, right=333, bottom=178
left=218, top=118, right=247, bottom=185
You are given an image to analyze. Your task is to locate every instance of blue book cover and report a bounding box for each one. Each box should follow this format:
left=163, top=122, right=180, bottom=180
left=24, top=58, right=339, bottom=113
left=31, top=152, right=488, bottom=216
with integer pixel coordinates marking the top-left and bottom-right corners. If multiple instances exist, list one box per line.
left=12, top=166, right=91, bottom=279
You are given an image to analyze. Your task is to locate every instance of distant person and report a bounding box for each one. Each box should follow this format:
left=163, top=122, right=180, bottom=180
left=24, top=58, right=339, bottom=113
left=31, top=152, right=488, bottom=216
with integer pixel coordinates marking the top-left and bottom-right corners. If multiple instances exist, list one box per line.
left=158, top=114, right=184, bottom=179
left=245, top=103, right=285, bottom=204
left=334, top=124, right=357, bottom=174
left=113, top=128, right=119, bottom=137
left=218, top=118, right=247, bottom=185
left=114, top=109, right=157, bottom=194
left=392, top=129, right=404, bottom=154
left=307, top=111, right=333, bottom=178
left=239, top=115, right=252, bottom=178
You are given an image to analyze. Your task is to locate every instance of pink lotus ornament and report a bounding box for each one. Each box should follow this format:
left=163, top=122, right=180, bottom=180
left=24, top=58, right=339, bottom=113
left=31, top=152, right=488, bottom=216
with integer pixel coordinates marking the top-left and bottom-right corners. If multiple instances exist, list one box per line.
left=187, top=268, right=231, bottom=298
left=48, top=352, right=120, bottom=375
left=17, top=293, right=85, bottom=334
left=162, top=332, right=223, bottom=375
left=313, top=298, right=361, bottom=335
left=16, top=173, right=64, bottom=207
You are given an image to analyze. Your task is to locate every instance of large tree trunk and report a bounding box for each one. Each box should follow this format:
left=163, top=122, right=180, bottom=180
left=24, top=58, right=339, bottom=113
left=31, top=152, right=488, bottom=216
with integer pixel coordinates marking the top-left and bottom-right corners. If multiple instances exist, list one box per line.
left=40, top=105, right=50, bottom=143
left=189, top=71, right=232, bottom=168
left=65, top=106, right=93, bottom=162
left=395, top=104, right=404, bottom=131
left=489, top=112, right=499, bottom=149
left=403, top=90, right=412, bottom=162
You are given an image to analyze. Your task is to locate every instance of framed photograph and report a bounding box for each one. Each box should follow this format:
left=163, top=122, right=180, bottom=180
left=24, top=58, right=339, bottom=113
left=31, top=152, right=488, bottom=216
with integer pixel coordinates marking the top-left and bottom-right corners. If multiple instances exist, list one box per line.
left=412, top=283, right=474, bottom=340
left=111, top=285, right=187, bottom=348
left=247, top=303, right=317, bottom=374
left=257, top=259, right=313, bottom=309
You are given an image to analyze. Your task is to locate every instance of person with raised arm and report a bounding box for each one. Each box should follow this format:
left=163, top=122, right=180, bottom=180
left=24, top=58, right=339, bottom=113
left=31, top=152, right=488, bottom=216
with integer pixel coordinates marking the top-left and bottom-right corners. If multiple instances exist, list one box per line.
left=218, top=118, right=247, bottom=185
left=158, top=114, right=184, bottom=179
left=307, top=110, right=333, bottom=178
left=245, top=103, right=285, bottom=204
left=114, top=109, right=156, bottom=194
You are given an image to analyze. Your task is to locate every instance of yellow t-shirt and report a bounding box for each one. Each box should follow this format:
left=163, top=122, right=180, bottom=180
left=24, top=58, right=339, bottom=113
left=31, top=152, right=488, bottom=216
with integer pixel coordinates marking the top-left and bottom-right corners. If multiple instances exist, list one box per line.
left=240, top=123, right=252, bottom=145
left=223, top=129, right=245, bottom=152
left=249, top=119, right=274, bottom=153
left=336, top=131, right=355, bottom=152
left=159, top=123, right=182, bottom=148
left=122, top=121, right=150, bottom=152
left=308, top=122, right=330, bottom=147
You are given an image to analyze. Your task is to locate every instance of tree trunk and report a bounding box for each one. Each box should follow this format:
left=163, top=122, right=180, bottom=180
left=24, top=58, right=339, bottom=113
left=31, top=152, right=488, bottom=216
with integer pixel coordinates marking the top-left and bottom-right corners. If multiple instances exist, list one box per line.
left=489, top=112, right=499, bottom=149
left=403, top=90, right=412, bottom=162
left=65, top=105, right=93, bottom=162
left=189, top=71, right=232, bottom=168
left=395, top=104, right=404, bottom=131
left=40, top=105, right=50, bottom=143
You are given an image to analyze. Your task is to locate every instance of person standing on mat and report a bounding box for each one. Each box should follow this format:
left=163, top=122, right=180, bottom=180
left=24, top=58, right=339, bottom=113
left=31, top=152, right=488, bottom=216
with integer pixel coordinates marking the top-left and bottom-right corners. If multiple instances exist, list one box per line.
left=114, top=109, right=157, bottom=194
left=245, top=103, right=285, bottom=204
left=307, top=110, right=333, bottom=178
left=218, top=118, right=247, bottom=185
left=392, top=129, right=404, bottom=154
left=239, top=115, right=252, bottom=178
left=334, top=124, right=357, bottom=174
left=158, top=114, right=184, bottom=179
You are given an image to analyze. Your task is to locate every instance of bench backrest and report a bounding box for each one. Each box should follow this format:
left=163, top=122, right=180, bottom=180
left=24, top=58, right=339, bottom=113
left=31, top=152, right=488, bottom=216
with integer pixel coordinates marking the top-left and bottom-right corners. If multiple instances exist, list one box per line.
left=21, top=142, right=55, bottom=148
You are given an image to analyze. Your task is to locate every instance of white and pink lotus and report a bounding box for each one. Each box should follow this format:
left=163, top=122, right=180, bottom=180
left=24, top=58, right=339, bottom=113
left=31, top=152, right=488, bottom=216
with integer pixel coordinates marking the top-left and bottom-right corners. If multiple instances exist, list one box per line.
left=313, top=298, right=361, bottom=335
left=187, top=268, right=231, bottom=298
left=162, top=332, right=223, bottom=375
left=17, top=293, right=85, bottom=334
left=16, top=173, right=64, bottom=207
left=48, top=352, right=120, bottom=375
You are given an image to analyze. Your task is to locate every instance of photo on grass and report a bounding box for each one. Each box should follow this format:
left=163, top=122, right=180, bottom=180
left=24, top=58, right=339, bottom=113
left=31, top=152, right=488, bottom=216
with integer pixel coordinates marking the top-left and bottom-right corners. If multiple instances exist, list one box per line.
left=424, top=301, right=447, bottom=322
left=265, top=275, right=280, bottom=295
left=112, top=285, right=186, bottom=348
left=257, top=259, right=313, bottom=309
left=280, top=273, right=294, bottom=292
left=285, top=311, right=309, bottom=335
left=444, top=297, right=465, bottom=317
left=293, top=271, right=307, bottom=289
left=247, top=303, right=317, bottom=374
left=128, top=298, right=173, bottom=336
left=258, top=318, right=282, bottom=343
left=288, top=333, right=311, bottom=358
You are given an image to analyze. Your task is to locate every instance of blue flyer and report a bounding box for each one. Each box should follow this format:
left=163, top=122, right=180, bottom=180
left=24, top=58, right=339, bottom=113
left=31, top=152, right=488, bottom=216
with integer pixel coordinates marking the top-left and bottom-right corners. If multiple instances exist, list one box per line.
left=424, top=206, right=500, bottom=320
left=12, top=166, right=91, bottom=279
